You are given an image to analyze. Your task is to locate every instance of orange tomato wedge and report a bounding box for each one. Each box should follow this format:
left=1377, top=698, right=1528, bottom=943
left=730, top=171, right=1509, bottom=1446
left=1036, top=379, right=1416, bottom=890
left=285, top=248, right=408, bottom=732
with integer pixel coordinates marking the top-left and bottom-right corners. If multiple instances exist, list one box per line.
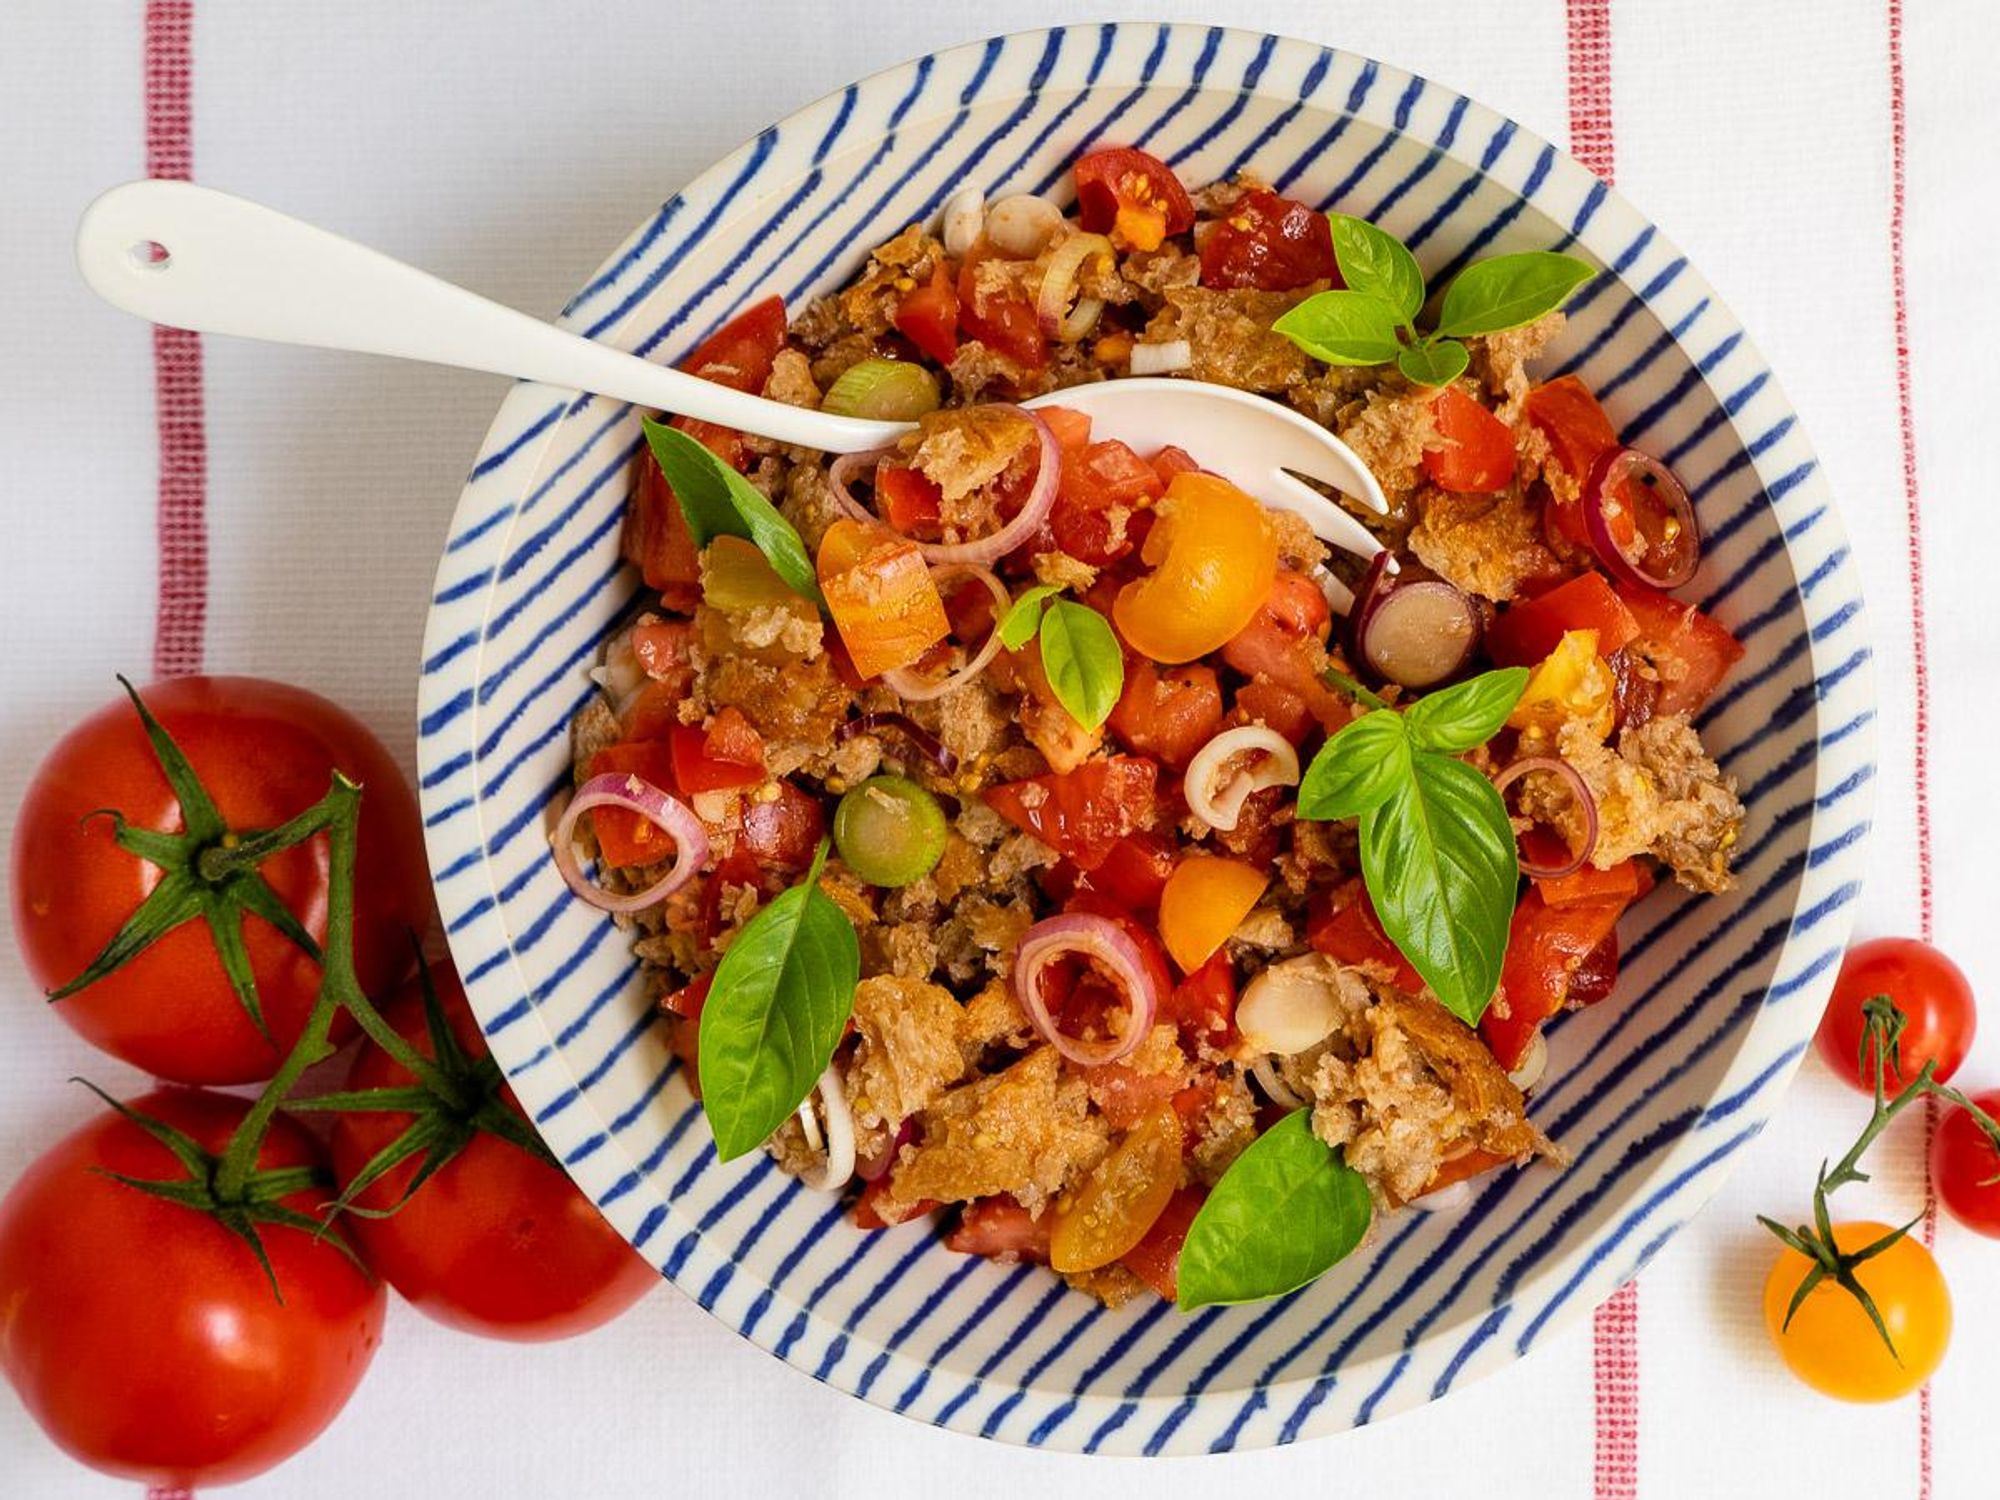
left=1157, top=855, right=1268, bottom=973
left=1050, top=1106, right=1183, bottom=1273
left=816, top=518, right=950, bottom=679
left=1112, top=473, right=1279, bottom=664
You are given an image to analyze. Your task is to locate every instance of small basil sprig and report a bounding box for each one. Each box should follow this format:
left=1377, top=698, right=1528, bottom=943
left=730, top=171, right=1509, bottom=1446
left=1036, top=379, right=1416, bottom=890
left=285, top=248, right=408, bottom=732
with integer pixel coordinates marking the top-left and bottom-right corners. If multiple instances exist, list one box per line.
left=1297, top=668, right=1529, bottom=1025
left=1177, top=1110, right=1372, bottom=1309
left=1273, top=214, right=1593, bottom=388
left=995, top=588, right=1124, bottom=731
left=696, top=840, right=859, bottom=1161
left=642, top=417, right=823, bottom=606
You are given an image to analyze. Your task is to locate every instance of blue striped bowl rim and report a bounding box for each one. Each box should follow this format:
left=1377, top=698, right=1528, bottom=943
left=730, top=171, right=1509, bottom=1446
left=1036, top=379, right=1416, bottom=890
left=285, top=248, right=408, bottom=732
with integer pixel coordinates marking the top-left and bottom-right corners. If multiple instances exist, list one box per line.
left=417, top=24, right=1872, bottom=1453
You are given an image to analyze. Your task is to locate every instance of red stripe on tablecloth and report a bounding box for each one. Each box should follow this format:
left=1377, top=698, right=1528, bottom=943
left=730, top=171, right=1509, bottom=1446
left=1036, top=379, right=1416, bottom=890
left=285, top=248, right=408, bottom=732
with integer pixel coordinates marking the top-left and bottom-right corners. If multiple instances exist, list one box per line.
left=1885, top=3, right=1936, bottom=1495
left=146, top=0, right=206, bottom=679
left=1566, top=0, right=1616, bottom=181
left=1566, top=4, right=1636, bottom=1496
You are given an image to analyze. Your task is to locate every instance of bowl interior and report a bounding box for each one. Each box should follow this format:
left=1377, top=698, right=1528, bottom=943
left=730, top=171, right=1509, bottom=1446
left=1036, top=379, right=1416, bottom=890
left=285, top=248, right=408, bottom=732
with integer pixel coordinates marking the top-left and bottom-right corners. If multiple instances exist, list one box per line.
left=418, top=25, right=1869, bottom=1454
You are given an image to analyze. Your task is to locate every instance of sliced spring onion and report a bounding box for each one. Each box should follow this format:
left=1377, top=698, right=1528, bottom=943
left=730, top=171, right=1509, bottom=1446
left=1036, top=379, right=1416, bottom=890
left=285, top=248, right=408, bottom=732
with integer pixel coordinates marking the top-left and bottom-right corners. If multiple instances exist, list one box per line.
left=1128, top=339, right=1192, bottom=376
left=1036, top=231, right=1112, bottom=342
left=822, top=358, right=942, bottom=422
left=832, top=775, right=948, bottom=888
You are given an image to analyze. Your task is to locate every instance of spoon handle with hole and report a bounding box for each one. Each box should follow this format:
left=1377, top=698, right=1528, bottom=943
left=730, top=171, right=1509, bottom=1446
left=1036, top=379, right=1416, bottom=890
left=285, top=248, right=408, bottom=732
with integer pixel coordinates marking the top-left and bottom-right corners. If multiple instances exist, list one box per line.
left=74, top=179, right=908, bottom=454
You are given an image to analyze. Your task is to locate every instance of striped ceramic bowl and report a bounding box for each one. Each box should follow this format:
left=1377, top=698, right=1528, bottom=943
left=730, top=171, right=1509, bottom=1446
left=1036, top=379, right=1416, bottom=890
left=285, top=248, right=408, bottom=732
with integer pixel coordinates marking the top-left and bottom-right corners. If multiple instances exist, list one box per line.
left=417, top=24, right=1872, bottom=1454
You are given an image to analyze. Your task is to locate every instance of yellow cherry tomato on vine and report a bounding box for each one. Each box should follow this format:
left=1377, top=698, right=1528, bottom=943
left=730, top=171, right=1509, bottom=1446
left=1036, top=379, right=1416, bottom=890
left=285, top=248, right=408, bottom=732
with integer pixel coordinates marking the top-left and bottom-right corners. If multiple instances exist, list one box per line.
left=1761, top=1220, right=1950, bottom=1402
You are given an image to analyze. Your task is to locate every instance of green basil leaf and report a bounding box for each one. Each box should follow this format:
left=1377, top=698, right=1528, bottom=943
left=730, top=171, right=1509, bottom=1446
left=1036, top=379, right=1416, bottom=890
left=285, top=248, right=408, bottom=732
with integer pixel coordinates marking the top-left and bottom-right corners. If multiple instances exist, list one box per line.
left=1360, top=751, right=1519, bottom=1025
left=1271, top=290, right=1405, bottom=367
left=1329, top=214, right=1425, bottom=324
left=1402, top=667, right=1531, bottom=754
left=1296, top=710, right=1410, bottom=822
left=1396, top=337, right=1470, bottom=387
left=1433, top=251, right=1595, bottom=339
left=697, top=842, right=859, bottom=1161
left=1038, top=599, right=1123, bottom=730
left=1177, top=1111, right=1373, bottom=1309
left=997, top=584, right=1061, bottom=651
left=641, top=417, right=823, bottom=606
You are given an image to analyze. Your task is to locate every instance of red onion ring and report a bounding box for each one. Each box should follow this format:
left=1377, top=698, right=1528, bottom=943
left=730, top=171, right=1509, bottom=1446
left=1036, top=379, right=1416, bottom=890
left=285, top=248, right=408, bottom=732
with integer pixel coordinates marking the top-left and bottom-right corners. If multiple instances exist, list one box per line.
left=1345, top=549, right=1399, bottom=668
left=1036, top=232, right=1112, bottom=341
left=1491, top=755, right=1600, bottom=879
left=1583, top=447, right=1700, bottom=590
left=824, top=405, right=1061, bottom=567
left=1357, top=579, right=1482, bottom=689
left=1013, top=912, right=1161, bottom=1067
left=856, top=1117, right=915, bottom=1183
left=552, top=772, right=711, bottom=913
left=882, top=562, right=1011, bottom=703
left=835, top=712, right=959, bottom=775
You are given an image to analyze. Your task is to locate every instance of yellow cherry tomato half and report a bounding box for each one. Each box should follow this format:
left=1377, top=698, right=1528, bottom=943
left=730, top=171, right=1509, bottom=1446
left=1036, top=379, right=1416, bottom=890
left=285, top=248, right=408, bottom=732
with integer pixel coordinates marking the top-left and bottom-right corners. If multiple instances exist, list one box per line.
left=817, top=518, right=950, bottom=679
left=1508, top=628, right=1615, bottom=739
left=1157, top=855, right=1268, bottom=973
left=1112, top=472, right=1279, bottom=664
left=1051, top=1105, right=1183, bottom=1273
left=1761, top=1220, right=1951, bottom=1402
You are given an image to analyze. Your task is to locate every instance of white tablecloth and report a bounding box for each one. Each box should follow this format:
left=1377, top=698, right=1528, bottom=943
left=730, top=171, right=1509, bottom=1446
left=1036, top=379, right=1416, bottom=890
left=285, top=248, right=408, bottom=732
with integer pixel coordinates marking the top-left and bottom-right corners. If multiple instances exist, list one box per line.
left=3, top=2, right=1997, bottom=1494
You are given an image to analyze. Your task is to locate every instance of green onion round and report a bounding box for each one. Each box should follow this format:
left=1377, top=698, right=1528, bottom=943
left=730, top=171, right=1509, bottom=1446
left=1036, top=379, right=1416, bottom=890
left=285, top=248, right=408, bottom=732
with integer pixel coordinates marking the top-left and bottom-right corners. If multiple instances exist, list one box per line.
left=822, top=359, right=942, bottom=422
left=833, top=775, right=948, bottom=888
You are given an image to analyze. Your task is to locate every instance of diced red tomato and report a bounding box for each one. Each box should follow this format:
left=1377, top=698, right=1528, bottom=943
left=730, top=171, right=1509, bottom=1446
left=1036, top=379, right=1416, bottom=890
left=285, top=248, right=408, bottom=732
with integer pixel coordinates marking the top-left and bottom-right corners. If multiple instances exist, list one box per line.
left=944, top=1197, right=1051, bottom=1262
left=1162, top=950, right=1238, bottom=1046
left=1479, top=888, right=1632, bottom=1071
left=616, top=680, right=682, bottom=742
left=1084, top=831, right=1178, bottom=911
left=1523, top=376, right=1621, bottom=551
left=585, top=741, right=681, bottom=868
left=741, top=780, right=826, bottom=872
left=983, top=757, right=1158, bottom=871
left=1569, top=930, right=1620, bottom=1008
left=661, top=972, right=713, bottom=1020
left=1488, top=573, right=1640, bottom=668
left=1084, top=1059, right=1189, bottom=1131
left=1199, top=189, right=1338, bottom=291
left=698, top=848, right=788, bottom=947
left=632, top=618, right=695, bottom=681
left=622, top=299, right=788, bottom=602
left=1617, top=584, right=1744, bottom=716
left=703, top=706, right=763, bottom=766
left=680, top=296, right=788, bottom=392
left=1039, top=405, right=1093, bottom=454
left=1232, top=680, right=1316, bottom=746
left=1221, top=571, right=1353, bottom=734
left=876, top=464, right=944, bottom=539
left=1307, top=879, right=1424, bottom=993
left=1422, top=387, right=1519, bottom=494
left=1048, top=440, right=1166, bottom=566
left=894, top=260, right=960, bottom=365
left=854, top=1177, right=939, bottom=1230
left=668, top=725, right=761, bottom=795
left=1074, top=147, right=1196, bottom=252
left=1419, top=1146, right=1514, bottom=1198
left=1120, top=1186, right=1205, bottom=1300
left=620, top=459, right=705, bottom=609
left=1147, top=445, right=1201, bottom=485
left=1535, top=856, right=1653, bottom=909
left=1524, top=375, right=1621, bottom=483
left=958, top=247, right=1047, bottom=369
left=1605, top=646, right=1660, bottom=731
left=1108, top=660, right=1224, bottom=770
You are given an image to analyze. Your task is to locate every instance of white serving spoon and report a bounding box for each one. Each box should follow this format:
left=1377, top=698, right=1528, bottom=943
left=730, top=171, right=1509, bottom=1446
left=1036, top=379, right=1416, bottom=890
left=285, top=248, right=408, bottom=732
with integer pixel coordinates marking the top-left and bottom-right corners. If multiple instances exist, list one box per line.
left=76, top=179, right=1386, bottom=558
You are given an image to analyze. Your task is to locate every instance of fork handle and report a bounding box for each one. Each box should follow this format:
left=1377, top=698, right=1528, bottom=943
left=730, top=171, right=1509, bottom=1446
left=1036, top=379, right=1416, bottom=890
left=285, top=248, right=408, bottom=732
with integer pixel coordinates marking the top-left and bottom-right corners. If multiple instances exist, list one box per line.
left=74, top=180, right=908, bottom=454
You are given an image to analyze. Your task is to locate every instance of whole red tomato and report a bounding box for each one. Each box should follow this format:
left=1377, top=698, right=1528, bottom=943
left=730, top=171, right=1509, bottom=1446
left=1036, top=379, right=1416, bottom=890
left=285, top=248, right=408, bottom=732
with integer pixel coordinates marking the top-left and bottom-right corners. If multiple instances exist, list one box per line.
left=11, top=677, right=431, bottom=1084
left=1815, top=937, right=1975, bottom=1093
left=0, top=1088, right=385, bottom=1488
left=1932, top=1088, right=2000, bottom=1239
left=329, top=966, right=656, bottom=1340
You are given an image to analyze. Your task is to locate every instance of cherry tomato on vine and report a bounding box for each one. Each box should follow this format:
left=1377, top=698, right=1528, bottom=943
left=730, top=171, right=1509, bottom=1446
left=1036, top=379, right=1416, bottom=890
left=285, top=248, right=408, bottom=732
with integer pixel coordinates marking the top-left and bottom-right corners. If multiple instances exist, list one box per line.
left=1761, top=1220, right=1950, bottom=1402
left=1932, top=1087, right=2000, bottom=1238
left=1814, top=937, right=1975, bottom=1094
left=10, top=677, right=431, bottom=1085
left=0, top=1088, right=385, bottom=1488
left=326, top=965, right=657, bottom=1340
